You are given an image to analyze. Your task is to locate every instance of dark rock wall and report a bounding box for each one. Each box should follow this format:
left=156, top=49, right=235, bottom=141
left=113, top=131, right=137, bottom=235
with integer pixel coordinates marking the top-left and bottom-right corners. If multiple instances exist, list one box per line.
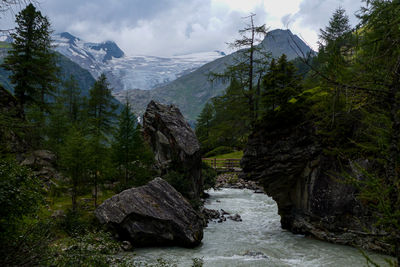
left=241, top=121, right=390, bottom=253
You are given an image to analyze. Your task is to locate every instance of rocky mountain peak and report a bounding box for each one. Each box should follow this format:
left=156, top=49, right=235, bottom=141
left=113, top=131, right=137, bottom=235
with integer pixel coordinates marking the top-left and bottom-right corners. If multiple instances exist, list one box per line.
left=260, top=29, right=315, bottom=60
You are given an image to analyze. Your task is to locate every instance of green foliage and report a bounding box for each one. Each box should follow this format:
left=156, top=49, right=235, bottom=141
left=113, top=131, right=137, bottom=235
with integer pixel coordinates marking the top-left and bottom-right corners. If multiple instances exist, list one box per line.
left=0, top=159, right=44, bottom=231
left=201, top=162, right=217, bottom=190
left=112, top=100, right=155, bottom=190
left=163, top=170, right=192, bottom=198
left=261, top=54, right=303, bottom=113
left=87, top=74, right=117, bottom=206
left=2, top=3, right=59, bottom=113
left=51, top=230, right=122, bottom=267
left=60, top=127, right=90, bottom=211
left=0, top=159, right=53, bottom=266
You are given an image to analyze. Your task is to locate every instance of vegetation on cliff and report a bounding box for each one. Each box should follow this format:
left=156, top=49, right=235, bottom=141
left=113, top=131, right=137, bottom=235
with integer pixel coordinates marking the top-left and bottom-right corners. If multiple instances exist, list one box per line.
left=198, top=1, right=400, bottom=264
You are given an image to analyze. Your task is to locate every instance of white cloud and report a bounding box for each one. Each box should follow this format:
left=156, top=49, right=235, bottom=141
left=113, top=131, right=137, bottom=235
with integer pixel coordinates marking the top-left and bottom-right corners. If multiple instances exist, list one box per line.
left=2, top=0, right=366, bottom=56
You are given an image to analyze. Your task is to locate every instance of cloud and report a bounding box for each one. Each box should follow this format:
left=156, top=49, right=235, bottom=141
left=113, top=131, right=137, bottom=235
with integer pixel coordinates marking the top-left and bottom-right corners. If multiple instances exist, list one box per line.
left=282, top=0, right=363, bottom=50
left=294, top=0, right=362, bottom=32
left=36, top=0, right=267, bottom=56
left=2, top=0, right=365, bottom=56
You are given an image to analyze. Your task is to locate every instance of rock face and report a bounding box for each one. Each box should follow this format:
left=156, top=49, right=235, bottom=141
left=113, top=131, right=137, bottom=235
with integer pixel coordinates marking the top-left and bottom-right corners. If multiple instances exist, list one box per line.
left=21, top=150, right=62, bottom=183
left=241, top=120, right=390, bottom=254
left=95, top=177, right=203, bottom=247
left=142, top=100, right=202, bottom=199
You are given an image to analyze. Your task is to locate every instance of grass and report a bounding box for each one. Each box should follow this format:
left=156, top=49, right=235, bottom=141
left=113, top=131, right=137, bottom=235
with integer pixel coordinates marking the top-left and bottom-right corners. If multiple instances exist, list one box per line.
left=209, top=150, right=243, bottom=159
left=0, top=42, right=11, bottom=48
left=202, top=150, right=243, bottom=168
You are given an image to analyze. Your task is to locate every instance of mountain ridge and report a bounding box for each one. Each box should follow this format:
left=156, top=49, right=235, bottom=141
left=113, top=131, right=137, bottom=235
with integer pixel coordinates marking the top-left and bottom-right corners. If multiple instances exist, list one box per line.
left=116, top=29, right=314, bottom=123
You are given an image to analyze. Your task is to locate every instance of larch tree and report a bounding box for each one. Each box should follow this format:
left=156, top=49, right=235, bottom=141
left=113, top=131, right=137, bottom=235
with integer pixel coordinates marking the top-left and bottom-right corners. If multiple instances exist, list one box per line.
left=87, top=73, right=117, bottom=207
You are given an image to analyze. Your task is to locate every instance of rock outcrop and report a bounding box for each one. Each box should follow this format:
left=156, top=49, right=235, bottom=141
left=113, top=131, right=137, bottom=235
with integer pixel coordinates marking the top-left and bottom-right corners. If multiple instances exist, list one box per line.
left=142, top=100, right=202, bottom=199
left=241, top=120, right=391, bottom=254
left=21, top=150, right=62, bottom=185
left=95, top=177, right=203, bottom=247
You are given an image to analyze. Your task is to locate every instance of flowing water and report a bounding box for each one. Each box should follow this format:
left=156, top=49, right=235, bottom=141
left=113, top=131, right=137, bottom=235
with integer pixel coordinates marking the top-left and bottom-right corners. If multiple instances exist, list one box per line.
left=131, top=188, right=393, bottom=267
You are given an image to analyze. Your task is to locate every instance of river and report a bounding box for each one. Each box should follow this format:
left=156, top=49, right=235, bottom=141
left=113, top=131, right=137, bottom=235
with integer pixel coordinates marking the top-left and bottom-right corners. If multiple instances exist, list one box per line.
left=131, top=188, right=393, bottom=266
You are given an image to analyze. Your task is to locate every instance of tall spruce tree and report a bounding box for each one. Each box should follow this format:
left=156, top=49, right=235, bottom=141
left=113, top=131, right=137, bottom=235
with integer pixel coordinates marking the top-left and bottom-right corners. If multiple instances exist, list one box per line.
left=112, top=100, right=138, bottom=186
left=2, top=3, right=58, bottom=115
left=60, top=127, right=88, bottom=211
left=261, top=54, right=302, bottom=112
left=87, top=74, right=117, bottom=207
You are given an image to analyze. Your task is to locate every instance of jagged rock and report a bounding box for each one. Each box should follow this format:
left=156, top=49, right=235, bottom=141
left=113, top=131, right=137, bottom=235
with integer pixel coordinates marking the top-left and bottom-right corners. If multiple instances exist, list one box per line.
left=95, top=177, right=203, bottom=248
left=202, top=208, right=220, bottom=221
left=241, top=119, right=391, bottom=254
left=220, top=209, right=230, bottom=216
left=20, top=150, right=62, bottom=184
left=51, top=209, right=66, bottom=219
left=243, top=251, right=269, bottom=259
left=121, top=241, right=132, bottom=251
left=142, top=100, right=202, bottom=199
left=228, top=214, right=242, bottom=222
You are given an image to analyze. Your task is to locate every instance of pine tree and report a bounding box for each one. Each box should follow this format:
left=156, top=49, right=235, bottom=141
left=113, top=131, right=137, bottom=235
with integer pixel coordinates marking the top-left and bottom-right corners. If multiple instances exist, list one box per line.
left=2, top=3, right=58, bottom=115
left=61, top=75, right=82, bottom=124
left=112, top=100, right=138, bottom=186
left=87, top=74, right=117, bottom=207
left=262, top=54, right=302, bottom=112
left=60, top=127, right=88, bottom=211
left=195, top=102, right=215, bottom=152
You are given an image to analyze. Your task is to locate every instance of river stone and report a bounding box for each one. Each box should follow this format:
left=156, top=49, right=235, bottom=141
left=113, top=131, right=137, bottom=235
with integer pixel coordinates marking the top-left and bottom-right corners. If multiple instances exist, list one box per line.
left=95, top=177, right=203, bottom=247
left=143, top=100, right=202, bottom=199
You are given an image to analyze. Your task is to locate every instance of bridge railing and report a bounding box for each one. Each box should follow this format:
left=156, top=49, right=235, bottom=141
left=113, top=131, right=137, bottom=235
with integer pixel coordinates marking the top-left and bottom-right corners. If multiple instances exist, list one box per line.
left=202, top=158, right=241, bottom=171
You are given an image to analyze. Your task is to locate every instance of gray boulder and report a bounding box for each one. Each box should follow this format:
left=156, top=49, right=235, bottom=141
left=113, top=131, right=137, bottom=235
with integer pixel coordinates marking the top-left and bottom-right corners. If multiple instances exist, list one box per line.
left=143, top=100, right=202, bottom=200
left=95, top=177, right=203, bottom=247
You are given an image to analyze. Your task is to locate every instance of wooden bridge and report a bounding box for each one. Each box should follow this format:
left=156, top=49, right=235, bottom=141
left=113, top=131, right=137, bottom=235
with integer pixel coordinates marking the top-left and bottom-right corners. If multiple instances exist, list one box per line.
left=202, top=158, right=242, bottom=172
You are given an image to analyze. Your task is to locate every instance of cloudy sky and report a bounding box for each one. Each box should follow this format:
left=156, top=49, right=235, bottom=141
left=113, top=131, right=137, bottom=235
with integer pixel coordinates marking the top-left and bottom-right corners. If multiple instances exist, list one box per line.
left=3, top=0, right=364, bottom=56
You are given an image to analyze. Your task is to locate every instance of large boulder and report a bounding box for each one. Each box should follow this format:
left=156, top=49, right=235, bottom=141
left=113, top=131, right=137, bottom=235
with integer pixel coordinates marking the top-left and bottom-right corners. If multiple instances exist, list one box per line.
left=241, top=118, right=391, bottom=254
left=142, top=100, right=202, bottom=199
left=95, top=177, right=203, bottom=247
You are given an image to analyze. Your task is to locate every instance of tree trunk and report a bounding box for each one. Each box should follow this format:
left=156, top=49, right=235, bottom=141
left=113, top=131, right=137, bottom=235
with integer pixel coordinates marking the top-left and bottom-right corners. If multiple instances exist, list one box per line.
left=94, top=171, right=98, bottom=208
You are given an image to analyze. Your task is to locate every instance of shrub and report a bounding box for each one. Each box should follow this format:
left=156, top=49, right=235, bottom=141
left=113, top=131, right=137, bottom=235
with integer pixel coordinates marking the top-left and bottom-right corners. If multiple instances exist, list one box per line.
left=0, top=159, right=52, bottom=266
left=201, top=162, right=216, bottom=190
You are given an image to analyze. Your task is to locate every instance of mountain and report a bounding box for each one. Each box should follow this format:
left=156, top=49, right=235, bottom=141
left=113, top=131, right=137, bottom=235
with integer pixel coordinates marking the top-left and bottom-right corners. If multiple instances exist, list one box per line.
left=116, top=29, right=315, bottom=123
left=0, top=41, right=95, bottom=96
left=53, top=32, right=225, bottom=91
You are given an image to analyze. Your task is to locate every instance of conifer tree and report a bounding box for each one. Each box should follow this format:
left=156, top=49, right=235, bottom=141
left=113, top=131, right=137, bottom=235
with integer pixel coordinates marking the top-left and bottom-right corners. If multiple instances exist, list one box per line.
left=112, top=100, right=138, bottom=186
left=2, top=3, right=58, bottom=115
left=262, top=54, right=302, bottom=111
left=87, top=74, right=117, bottom=207
left=211, top=13, right=270, bottom=127
left=60, top=127, right=88, bottom=211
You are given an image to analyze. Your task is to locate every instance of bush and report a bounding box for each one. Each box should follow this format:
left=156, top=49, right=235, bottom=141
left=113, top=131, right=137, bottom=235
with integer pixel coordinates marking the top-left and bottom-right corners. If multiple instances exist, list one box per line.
left=163, top=170, right=192, bottom=198
left=204, top=146, right=234, bottom=157
left=201, top=162, right=216, bottom=190
left=51, top=231, right=122, bottom=267
left=56, top=209, right=94, bottom=236
left=0, top=159, right=52, bottom=266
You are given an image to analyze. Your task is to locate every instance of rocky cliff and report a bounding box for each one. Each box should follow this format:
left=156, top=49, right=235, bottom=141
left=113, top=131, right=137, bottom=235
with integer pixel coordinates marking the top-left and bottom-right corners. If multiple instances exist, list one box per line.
left=143, top=100, right=203, bottom=200
left=241, top=117, right=391, bottom=254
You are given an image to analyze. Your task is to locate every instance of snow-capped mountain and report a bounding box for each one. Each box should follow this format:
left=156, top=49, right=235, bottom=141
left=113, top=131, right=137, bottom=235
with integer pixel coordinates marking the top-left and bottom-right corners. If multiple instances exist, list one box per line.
left=53, top=32, right=225, bottom=91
